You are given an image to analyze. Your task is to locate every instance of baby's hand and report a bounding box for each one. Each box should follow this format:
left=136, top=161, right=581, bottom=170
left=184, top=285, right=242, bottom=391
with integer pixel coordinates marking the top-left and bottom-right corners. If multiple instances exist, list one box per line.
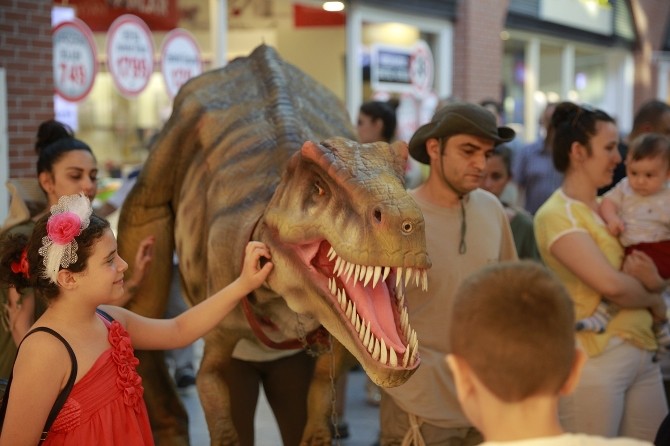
left=606, top=217, right=624, bottom=237
left=239, top=241, right=273, bottom=291
left=623, top=250, right=665, bottom=292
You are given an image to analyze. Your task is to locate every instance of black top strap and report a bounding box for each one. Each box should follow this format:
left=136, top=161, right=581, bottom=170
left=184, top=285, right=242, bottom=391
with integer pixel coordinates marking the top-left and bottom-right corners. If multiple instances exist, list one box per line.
left=95, top=308, right=115, bottom=323
left=0, top=326, right=78, bottom=444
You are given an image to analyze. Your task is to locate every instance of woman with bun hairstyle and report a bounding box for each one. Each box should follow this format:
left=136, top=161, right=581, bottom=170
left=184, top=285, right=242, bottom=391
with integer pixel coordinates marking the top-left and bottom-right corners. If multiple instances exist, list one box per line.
left=534, top=102, right=668, bottom=440
left=0, top=121, right=153, bottom=378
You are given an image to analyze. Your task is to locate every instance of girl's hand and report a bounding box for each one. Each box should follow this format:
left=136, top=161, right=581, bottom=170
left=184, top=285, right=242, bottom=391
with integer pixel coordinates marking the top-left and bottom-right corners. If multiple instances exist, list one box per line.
left=133, top=235, right=155, bottom=279
left=124, top=235, right=155, bottom=300
left=239, top=241, right=273, bottom=291
left=623, top=250, right=666, bottom=292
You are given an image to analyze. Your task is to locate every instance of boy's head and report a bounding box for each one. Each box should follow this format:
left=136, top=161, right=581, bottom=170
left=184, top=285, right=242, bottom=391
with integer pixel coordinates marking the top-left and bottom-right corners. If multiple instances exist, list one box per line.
left=625, top=133, right=670, bottom=197
left=446, top=261, right=584, bottom=428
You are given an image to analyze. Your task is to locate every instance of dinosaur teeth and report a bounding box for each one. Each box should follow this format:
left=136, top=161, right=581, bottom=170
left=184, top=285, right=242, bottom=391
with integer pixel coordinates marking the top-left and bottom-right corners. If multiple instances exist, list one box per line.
left=422, top=270, right=428, bottom=291
left=358, top=318, right=366, bottom=340
left=396, top=267, right=403, bottom=288
left=372, top=338, right=381, bottom=361
left=345, top=299, right=353, bottom=318
left=367, top=333, right=376, bottom=353
left=404, top=267, right=412, bottom=287
left=328, top=247, right=337, bottom=261
left=344, top=262, right=354, bottom=284
left=363, top=265, right=374, bottom=287
left=389, top=346, right=397, bottom=367
left=382, top=266, right=390, bottom=283
left=414, top=269, right=420, bottom=287
left=334, top=257, right=342, bottom=275
left=380, top=338, right=387, bottom=365
left=402, top=344, right=410, bottom=367
left=372, top=266, right=382, bottom=289
left=350, top=302, right=357, bottom=326
left=355, top=314, right=361, bottom=332
left=363, top=321, right=371, bottom=346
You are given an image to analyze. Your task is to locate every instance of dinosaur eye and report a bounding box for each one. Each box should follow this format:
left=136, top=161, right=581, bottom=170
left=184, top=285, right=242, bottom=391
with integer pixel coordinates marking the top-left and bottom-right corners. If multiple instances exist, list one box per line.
left=314, top=181, right=325, bottom=196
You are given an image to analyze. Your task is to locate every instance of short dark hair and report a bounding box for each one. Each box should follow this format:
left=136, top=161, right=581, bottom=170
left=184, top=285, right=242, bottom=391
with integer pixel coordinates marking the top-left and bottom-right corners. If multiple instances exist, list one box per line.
left=627, top=133, right=670, bottom=165
left=450, top=261, right=576, bottom=402
left=492, top=144, right=513, bottom=176
left=359, top=101, right=397, bottom=142
left=631, top=100, right=670, bottom=136
left=551, top=102, right=616, bottom=173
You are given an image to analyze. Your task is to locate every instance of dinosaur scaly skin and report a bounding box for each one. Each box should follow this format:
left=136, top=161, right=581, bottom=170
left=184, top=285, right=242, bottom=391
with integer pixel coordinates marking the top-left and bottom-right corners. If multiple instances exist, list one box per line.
left=118, top=45, right=430, bottom=446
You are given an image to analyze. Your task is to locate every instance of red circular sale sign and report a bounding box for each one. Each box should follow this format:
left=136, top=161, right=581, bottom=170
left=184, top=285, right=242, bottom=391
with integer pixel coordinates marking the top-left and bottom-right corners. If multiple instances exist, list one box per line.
left=106, top=14, right=154, bottom=97
left=53, top=19, right=98, bottom=102
left=160, top=29, right=202, bottom=99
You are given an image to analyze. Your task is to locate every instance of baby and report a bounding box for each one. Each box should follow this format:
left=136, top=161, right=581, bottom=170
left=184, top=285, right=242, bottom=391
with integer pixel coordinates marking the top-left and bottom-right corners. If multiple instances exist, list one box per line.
left=579, top=133, right=670, bottom=350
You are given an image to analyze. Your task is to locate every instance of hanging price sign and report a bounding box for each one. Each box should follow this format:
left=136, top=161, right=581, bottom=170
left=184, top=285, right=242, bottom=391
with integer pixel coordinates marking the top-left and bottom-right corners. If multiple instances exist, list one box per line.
left=160, top=29, right=202, bottom=99
left=106, top=14, right=154, bottom=97
left=53, top=18, right=98, bottom=102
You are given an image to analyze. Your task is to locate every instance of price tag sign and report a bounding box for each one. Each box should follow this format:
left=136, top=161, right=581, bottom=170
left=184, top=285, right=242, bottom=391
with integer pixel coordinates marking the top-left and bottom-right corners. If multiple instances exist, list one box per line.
left=53, top=19, right=98, bottom=102
left=106, top=14, right=154, bottom=97
left=160, top=29, right=202, bottom=99
left=409, top=40, right=434, bottom=98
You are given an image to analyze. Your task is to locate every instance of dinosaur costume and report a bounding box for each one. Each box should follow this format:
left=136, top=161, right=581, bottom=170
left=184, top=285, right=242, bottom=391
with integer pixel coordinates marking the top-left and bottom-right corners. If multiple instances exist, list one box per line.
left=117, top=45, right=430, bottom=445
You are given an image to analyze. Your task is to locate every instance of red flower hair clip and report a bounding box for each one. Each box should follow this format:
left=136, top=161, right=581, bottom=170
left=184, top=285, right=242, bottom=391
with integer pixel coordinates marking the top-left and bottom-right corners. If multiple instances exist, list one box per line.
left=10, top=248, right=30, bottom=279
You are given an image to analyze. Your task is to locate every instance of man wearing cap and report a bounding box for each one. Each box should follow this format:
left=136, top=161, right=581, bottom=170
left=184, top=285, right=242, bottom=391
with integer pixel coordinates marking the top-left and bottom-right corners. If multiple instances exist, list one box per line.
left=380, top=102, right=518, bottom=445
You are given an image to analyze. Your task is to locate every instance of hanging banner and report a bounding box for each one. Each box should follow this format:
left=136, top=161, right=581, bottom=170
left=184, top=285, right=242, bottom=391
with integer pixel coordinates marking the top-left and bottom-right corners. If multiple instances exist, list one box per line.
left=106, top=14, right=155, bottom=97
left=53, top=0, right=179, bottom=32
left=160, top=28, right=202, bottom=99
left=53, top=18, right=98, bottom=102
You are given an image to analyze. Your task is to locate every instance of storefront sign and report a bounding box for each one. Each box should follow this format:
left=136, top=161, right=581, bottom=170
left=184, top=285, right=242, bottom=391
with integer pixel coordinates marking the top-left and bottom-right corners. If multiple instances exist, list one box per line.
left=53, top=18, right=98, bottom=102
left=53, top=0, right=179, bottom=32
left=371, top=41, right=434, bottom=98
left=106, top=14, right=154, bottom=97
left=160, top=29, right=202, bottom=99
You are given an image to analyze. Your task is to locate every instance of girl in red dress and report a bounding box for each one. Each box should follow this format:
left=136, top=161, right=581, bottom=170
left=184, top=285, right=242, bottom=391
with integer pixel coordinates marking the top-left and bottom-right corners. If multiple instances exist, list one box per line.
left=0, top=193, right=272, bottom=445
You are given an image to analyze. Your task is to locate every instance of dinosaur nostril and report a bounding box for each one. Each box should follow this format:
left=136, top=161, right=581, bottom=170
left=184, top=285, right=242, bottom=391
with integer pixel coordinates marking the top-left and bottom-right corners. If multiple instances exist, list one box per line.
left=402, top=220, right=414, bottom=234
left=373, top=208, right=382, bottom=223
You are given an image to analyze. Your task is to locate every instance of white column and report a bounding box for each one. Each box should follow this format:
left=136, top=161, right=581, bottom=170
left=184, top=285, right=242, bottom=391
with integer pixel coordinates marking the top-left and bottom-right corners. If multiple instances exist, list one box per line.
left=345, top=4, right=363, bottom=125
left=561, top=44, right=575, bottom=101
left=209, top=0, right=228, bottom=68
left=434, top=24, right=452, bottom=100
left=524, top=38, right=540, bottom=142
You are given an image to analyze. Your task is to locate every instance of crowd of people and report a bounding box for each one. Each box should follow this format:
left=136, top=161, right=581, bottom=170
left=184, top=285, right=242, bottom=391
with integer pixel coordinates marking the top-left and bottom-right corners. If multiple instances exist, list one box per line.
left=1, top=95, right=670, bottom=446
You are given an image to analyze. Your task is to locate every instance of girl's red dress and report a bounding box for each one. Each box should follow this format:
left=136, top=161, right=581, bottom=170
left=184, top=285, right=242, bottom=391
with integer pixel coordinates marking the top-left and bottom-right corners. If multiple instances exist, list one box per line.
left=43, top=315, right=154, bottom=445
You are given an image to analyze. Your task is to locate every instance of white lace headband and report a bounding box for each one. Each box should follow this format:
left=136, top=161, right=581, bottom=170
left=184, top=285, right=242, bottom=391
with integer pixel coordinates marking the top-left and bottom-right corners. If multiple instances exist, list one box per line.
left=37, top=193, right=92, bottom=283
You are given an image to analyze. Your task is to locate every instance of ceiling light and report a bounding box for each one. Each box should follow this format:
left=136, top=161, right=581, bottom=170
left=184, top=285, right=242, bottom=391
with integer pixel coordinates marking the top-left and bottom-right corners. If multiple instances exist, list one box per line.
left=323, top=1, right=345, bottom=12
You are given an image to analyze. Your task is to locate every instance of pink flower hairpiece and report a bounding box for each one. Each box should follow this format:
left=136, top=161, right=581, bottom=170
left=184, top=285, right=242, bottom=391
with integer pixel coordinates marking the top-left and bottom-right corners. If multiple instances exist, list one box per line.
left=38, top=193, right=92, bottom=283
left=10, top=248, right=29, bottom=279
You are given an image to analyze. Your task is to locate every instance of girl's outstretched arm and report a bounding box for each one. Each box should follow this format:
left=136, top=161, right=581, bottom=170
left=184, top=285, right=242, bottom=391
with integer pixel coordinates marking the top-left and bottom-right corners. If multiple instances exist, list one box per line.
left=102, top=241, right=273, bottom=350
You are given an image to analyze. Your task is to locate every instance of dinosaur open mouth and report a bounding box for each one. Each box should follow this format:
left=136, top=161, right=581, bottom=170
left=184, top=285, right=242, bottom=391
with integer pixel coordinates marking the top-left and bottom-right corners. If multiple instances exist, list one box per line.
left=296, top=240, right=426, bottom=369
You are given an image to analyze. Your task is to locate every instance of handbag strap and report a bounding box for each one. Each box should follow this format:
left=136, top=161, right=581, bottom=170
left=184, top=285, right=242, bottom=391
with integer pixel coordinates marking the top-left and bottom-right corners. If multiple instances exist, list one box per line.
left=0, top=326, right=78, bottom=444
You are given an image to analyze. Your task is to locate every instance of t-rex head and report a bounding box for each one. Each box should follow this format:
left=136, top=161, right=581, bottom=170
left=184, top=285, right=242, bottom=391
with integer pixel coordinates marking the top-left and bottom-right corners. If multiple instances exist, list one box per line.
left=260, top=137, right=431, bottom=387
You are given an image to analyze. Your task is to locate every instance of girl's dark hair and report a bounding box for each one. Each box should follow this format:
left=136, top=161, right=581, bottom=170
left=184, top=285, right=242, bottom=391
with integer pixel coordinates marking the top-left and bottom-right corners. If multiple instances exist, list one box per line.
left=0, top=213, right=110, bottom=301
left=35, top=120, right=74, bottom=153
left=628, top=133, right=670, bottom=165
left=551, top=102, right=616, bottom=173
left=359, top=101, right=398, bottom=142
left=36, top=137, right=95, bottom=177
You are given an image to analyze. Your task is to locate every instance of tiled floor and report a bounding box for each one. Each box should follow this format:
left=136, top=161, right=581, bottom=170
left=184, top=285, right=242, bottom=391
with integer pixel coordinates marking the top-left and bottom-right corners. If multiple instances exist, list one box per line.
left=179, top=349, right=380, bottom=446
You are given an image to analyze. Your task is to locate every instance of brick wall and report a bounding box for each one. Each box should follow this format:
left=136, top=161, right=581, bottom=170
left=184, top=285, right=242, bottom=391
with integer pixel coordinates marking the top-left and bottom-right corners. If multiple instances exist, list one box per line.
left=0, top=0, right=54, bottom=178
left=452, top=0, right=509, bottom=104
